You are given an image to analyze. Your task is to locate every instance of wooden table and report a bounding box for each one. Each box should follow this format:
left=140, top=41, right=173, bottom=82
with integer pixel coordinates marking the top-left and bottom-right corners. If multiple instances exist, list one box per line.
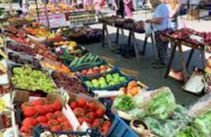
left=101, top=22, right=156, bottom=60
left=164, top=37, right=207, bottom=82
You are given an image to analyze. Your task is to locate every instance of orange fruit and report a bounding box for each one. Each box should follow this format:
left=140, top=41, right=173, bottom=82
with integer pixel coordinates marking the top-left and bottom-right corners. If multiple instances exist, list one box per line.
left=127, top=81, right=138, bottom=90
left=128, top=87, right=139, bottom=96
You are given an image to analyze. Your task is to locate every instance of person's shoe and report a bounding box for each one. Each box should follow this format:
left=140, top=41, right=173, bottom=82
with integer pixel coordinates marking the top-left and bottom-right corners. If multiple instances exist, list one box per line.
left=153, top=63, right=166, bottom=69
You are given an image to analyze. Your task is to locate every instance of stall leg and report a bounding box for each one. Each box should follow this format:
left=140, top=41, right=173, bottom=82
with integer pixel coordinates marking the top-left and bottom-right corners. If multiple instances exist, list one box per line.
left=178, top=45, right=188, bottom=82
left=186, top=48, right=194, bottom=69
left=164, top=43, right=177, bottom=78
left=102, top=24, right=105, bottom=47
left=116, top=28, right=119, bottom=45
left=131, top=32, right=140, bottom=60
left=142, top=34, right=149, bottom=55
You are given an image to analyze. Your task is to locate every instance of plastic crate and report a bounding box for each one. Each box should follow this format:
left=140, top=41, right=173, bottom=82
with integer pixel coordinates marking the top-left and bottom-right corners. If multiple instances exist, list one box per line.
left=108, top=114, right=139, bottom=137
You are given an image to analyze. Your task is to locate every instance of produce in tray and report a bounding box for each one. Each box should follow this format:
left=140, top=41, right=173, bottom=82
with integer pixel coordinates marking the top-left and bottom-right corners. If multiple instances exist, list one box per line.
left=11, top=66, right=56, bottom=93
left=7, top=44, right=36, bottom=56
left=53, top=41, right=77, bottom=48
left=119, top=80, right=142, bottom=96
left=70, top=53, right=102, bottom=68
left=69, top=96, right=111, bottom=135
left=24, top=27, right=55, bottom=38
left=52, top=71, right=87, bottom=94
left=20, top=98, right=72, bottom=135
left=84, top=72, right=128, bottom=89
left=40, top=60, right=74, bottom=76
left=77, top=65, right=111, bottom=76
left=8, top=52, right=41, bottom=68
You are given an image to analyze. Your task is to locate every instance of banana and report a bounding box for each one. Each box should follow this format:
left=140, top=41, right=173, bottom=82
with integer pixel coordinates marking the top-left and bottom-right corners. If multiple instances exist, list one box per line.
left=0, top=98, right=6, bottom=112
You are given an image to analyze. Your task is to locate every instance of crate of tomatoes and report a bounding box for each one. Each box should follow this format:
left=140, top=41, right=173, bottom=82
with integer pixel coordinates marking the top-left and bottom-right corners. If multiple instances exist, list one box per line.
left=13, top=90, right=80, bottom=137
left=68, top=93, right=112, bottom=136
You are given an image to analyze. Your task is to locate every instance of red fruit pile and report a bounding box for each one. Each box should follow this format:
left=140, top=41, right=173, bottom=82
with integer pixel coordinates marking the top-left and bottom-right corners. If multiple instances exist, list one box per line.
left=79, top=65, right=110, bottom=76
left=69, top=98, right=111, bottom=135
left=20, top=98, right=72, bottom=134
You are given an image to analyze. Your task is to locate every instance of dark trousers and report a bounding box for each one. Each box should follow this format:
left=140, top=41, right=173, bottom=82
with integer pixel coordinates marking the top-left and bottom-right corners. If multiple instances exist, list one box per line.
left=154, top=30, right=170, bottom=64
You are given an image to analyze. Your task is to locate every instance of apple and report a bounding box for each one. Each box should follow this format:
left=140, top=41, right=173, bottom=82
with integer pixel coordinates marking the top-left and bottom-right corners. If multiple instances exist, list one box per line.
left=93, top=67, right=100, bottom=73
left=100, top=65, right=107, bottom=72
left=81, top=69, right=88, bottom=75
left=87, top=69, right=93, bottom=75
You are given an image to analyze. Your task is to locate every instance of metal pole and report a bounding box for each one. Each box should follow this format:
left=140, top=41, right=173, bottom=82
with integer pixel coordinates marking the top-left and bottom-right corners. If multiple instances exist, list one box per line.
left=43, top=0, right=51, bottom=30
left=35, top=0, right=40, bottom=21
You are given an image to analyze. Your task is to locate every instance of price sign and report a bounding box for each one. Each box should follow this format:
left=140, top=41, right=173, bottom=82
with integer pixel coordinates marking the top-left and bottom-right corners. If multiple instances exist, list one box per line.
left=38, top=13, right=67, bottom=28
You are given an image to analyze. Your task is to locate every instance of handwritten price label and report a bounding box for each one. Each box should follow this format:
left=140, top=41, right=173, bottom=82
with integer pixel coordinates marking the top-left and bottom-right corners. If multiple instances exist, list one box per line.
left=38, top=14, right=67, bottom=28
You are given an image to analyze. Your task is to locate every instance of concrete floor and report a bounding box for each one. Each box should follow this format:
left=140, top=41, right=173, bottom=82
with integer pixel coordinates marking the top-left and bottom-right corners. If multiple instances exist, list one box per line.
left=84, top=11, right=211, bottom=106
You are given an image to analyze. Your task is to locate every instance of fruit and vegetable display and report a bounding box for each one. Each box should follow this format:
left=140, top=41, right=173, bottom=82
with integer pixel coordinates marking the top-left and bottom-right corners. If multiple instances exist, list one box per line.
left=113, top=87, right=194, bottom=137
left=8, top=52, right=41, bottom=68
left=52, top=71, right=87, bottom=95
left=119, top=80, right=142, bottom=97
left=1, top=19, right=211, bottom=137
left=69, top=53, right=103, bottom=70
left=77, top=65, right=112, bottom=76
left=11, top=66, right=57, bottom=93
left=84, top=71, right=129, bottom=90
left=69, top=95, right=111, bottom=135
left=24, top=27, right=55, bottom=38
left=162, top=28, right=211, bottom=45
left=40, top=59, right=74, bottom=76
left=7, top=43, right=37, bottom=56
left=57, top=27, right=103, bottom=44
left=100, top=16, right=145, bottom=33
left=19, top=98, right=72, bottom=135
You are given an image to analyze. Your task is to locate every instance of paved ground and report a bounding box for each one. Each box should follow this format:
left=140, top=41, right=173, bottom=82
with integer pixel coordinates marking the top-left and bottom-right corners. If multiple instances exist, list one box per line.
left=85, top=10, right=211, bottom=106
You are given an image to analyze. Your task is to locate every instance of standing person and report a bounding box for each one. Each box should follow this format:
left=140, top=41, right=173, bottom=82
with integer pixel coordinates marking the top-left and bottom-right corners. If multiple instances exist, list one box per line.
left=113, top=0, right=125, bottom=18
left=146, top=0, right=171, bottom=68
left=168, top=0, right=180, bottom=30
left=124, top=0, right=133, bottom=18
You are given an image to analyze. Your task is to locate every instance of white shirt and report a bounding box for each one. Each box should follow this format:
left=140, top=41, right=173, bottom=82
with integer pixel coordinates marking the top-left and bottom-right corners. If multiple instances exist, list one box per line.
left=153, top=3, right=171, bottom=31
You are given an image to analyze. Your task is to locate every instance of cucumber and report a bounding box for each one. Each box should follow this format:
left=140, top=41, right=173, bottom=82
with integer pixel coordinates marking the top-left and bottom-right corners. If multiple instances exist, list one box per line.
left=93, top=56, right=99, bottom=62
left=70, top=57, right=79, bottom=66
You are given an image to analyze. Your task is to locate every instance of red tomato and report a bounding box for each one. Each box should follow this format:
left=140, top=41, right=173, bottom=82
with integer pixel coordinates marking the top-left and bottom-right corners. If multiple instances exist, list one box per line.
left=31, top=98, right=48, bottom=106
left=86, top=112, right=95, bottom=121
left=83, top=117, right=92, bottom=124
left=70, top=102, right=77, bottom=110
left=54, top=111, right=63, bottom=117
left=57, top=117, right=67, bottom=123
left=23, top=107, right=37, bottom=117
left=73, top=108, right=85, bottom=117
left=45, top=113, right=55, bottom=120
left=21, top=102, right=32, bottom=110
left=95, top=108, right=105, bottom=118
left=86, top=102, right=96, bottom=111
left=48, top=119, right=58, bottom=126
left=20, top=125, right=31, bottom=134
left=92, top=119, right=102, bottom=128
left=44, top=104, right=54, bottom=113
left=77, top=98, right=86, bottom=107
left=36, top=116, right=47, bottom=123
left=77, top=117, right=83, bottom=124
left=22, top=117, right=37, bottom=126
left=36, top=106, right=47, bottom=115
left=102, top=124, right=110, bottom=135
left=103, top=120, right=112, bottom=127
left=53, top=100, right=61, bottom=111
left=51, top=125, right=61, bottom=131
